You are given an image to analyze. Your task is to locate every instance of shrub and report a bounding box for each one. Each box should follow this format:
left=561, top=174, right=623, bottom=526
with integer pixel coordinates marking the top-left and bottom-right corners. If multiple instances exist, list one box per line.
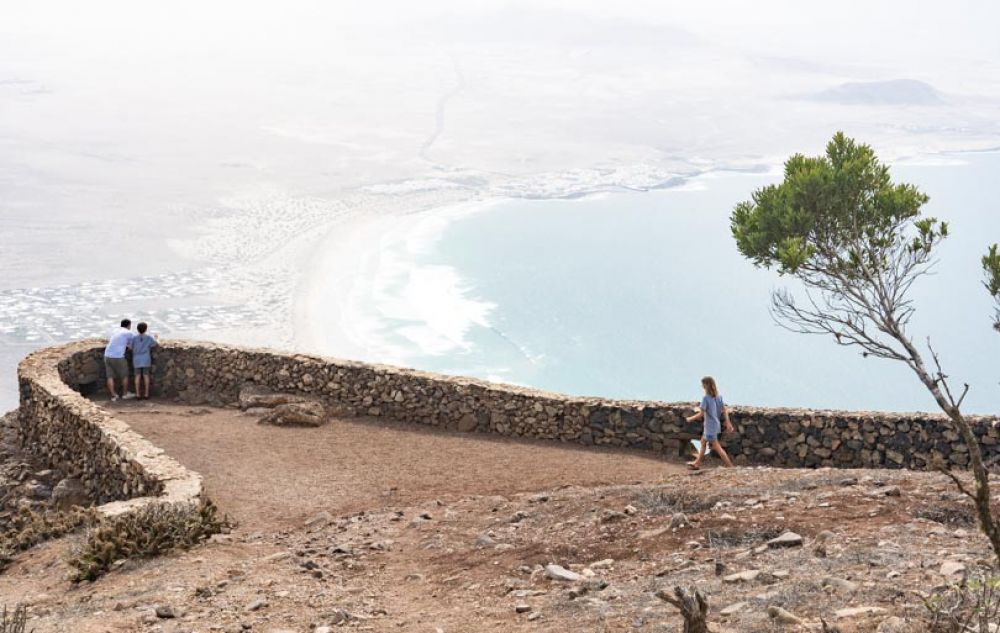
left=0, top=507, right=96, bottom=573
left=69, top=500, right=231, bottom=582
left=922, top=575, right=1000, bottom=632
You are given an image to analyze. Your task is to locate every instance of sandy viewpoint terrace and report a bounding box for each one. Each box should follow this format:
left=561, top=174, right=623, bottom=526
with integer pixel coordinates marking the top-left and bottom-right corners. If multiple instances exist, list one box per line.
left=103, top=398, right=687, bottom=529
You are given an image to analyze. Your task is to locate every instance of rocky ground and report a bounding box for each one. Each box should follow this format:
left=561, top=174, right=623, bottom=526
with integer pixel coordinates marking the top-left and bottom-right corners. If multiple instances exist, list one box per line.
left=0, top=411, right=88, bottom=534
left=0, top=403, right=990, bottom=633
left=0, top=453, right=992, bottom=632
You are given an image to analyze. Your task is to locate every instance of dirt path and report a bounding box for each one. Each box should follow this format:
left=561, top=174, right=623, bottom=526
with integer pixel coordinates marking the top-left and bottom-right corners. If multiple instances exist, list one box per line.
left=108, top=400, right=684, bottom=529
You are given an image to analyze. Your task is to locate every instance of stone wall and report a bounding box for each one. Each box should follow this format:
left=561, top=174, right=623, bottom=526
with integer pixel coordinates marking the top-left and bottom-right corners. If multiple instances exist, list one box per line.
left=46, top=339, right=1000, bottom=472
left=17, top=341, right=202, bottom=515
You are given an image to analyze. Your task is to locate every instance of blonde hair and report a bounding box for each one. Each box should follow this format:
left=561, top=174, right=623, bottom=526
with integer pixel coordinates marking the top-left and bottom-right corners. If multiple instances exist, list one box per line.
left=701, top=376, right=719, bottom=398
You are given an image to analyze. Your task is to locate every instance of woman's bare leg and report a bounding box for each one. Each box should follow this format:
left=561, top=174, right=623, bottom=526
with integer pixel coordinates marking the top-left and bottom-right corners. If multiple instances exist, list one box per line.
left=710, top=441, right=735, bottom=467
left=689, top=438, right=708, bottom=468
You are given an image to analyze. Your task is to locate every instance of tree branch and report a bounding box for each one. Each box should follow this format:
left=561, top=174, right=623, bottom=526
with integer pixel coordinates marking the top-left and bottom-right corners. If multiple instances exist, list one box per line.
left=770, top=288, right=909, bottom=361
left=940, top=467, right=977, bottom=502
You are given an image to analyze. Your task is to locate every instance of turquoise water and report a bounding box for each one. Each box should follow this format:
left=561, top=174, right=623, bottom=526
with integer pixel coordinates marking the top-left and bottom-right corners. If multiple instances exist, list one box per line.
left=390, top=153, right=1000, bottom=414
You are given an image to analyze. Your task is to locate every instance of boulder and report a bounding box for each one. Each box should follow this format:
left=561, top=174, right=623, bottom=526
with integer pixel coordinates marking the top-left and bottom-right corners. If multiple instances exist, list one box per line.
left=940, top=560, right=966, bottom=578
left=259, top=401, right=327, bottom=427
left=814, top=530, right=836, bottom=543
left=545, top=564, right=584, bottom=582
left=767, top=606, right=803, bottom=625
left=767, top=531, right=803, bottom=548
left=821, top=577, right=858, bottom=593
left=475, top=533, right=497, bottom=547
left=238, top=386, right=309, bottom=410
left=23, top=482, right=51, bottom=499
left=304, top=511, right=332, bottom=528
left=52, top=477, right=89, bottom=510
left=723, top=570, right=761, bottom=584
left=457, top=414, right=478, bottom=432
left=835, top=606, right=887, bottom=619
left=720, top=602, right=747, bottom=616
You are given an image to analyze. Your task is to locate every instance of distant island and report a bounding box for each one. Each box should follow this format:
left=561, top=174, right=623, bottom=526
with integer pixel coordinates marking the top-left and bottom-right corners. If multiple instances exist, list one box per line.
left=809, top=78, right=944, bottom=106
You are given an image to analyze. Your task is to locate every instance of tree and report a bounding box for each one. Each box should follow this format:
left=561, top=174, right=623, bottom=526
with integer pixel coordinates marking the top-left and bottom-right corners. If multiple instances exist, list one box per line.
left=985, top=244, right=1000, bottom=332
left=730, top=132, right=1000, bottom=562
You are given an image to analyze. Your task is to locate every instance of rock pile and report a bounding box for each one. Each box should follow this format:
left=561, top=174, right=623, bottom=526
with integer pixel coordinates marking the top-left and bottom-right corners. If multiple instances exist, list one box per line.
left=237, top=386, right=330, bottom=427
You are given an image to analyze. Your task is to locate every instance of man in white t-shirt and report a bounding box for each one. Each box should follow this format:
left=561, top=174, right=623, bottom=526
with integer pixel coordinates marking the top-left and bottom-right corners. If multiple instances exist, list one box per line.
left=104, top=319, right=135, bottom=401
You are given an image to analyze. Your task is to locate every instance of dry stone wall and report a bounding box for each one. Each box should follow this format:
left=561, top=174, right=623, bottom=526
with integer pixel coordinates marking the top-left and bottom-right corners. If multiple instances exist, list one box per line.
left=51, top=339, right=1000, bottom=472
left=17, top=341, right=202, bottom=515
left=18, top=339, right=1000, bottom=491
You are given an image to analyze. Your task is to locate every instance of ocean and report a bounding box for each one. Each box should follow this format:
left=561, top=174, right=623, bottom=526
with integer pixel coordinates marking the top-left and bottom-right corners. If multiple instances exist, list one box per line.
left=352, top=152, right=1000, bottom=414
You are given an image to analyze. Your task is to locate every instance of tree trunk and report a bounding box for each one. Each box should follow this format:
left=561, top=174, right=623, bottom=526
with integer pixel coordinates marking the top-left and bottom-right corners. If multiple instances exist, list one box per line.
left=894, top=333, right=1000, bottom=564
left=656, top=586, right=709, bottom=633
left=944, top=408, right=1000, bottom=562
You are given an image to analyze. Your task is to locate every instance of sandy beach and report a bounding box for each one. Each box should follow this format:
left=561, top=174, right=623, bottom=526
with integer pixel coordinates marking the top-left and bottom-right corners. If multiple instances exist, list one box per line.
left=293, top=189, right=492, bottom=365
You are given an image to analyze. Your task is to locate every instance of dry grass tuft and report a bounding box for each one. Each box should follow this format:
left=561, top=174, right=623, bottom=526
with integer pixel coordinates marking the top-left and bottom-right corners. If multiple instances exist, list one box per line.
left=635, top=489, right=719, bottom=515
left=707, top=525, right=785, bottom=548
left=913, top=504, right=975, bottom=527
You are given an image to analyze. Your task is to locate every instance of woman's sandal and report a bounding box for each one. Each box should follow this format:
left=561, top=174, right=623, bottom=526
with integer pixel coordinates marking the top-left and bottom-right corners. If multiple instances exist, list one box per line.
left=686, top=462, right=701, bottom=470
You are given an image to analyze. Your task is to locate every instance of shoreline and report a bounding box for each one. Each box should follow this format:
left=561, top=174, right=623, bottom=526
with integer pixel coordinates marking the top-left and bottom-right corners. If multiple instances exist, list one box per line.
left=2, top=147, right=996, bottom=414
left=288, top=146, right=989, bottom=369
left=292, top=190, right=492, bottom=364
left=284, top=150, right=1000, bottom=415
left=288, top=162, right=790, bottom=367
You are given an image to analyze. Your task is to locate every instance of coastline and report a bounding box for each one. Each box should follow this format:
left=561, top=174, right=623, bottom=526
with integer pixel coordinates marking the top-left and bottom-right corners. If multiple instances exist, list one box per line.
left=289, top=163, right=781, bottom=370
left=283, top=151, right=1000, bottom=415
left=292, top=190, right=494, bottom=365
left=2, top=148, right=996, bottom=414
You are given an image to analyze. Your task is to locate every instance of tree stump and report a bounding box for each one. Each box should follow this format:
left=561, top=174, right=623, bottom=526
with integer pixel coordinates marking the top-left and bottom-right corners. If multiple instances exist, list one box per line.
left=655, top=586, right=709, bottom=633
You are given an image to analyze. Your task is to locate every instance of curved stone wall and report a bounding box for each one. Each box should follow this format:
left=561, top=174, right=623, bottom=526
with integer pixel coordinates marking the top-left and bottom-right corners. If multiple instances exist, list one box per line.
left=25, top=339, right=1000, bottom=478
left=17, top=341, right=202, bottom=515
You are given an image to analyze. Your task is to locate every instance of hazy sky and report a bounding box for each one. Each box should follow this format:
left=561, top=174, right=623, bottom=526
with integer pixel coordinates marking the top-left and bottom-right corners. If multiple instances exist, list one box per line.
left=4, top=0, right=998, bottom=200
left=3, top=1, right=999, bottom=70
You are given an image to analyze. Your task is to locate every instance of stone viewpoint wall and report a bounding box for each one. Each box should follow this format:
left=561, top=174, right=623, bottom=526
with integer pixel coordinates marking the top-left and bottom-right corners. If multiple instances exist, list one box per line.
left=32, top=339, right=1000, bottom=476
left=17, top=341, right=202, bottom=514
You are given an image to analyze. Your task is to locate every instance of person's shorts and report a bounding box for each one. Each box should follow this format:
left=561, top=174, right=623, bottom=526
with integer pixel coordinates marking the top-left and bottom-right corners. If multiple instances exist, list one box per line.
left=703, top=432, right=719, bottom=442
left=104, top=357, right=129, bottom=380
left=134, top=366, right=151, bottom=377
